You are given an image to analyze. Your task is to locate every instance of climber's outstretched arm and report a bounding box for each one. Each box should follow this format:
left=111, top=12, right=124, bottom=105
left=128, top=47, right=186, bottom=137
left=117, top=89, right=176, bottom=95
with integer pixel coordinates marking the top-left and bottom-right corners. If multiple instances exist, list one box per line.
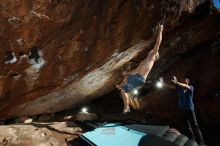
left=152, top=25, right=163, bottom=55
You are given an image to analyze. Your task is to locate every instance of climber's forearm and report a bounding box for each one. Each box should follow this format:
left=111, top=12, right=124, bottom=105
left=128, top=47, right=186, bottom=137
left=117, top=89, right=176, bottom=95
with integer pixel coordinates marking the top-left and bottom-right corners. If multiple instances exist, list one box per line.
left=153, top=28, right=163, bottom=54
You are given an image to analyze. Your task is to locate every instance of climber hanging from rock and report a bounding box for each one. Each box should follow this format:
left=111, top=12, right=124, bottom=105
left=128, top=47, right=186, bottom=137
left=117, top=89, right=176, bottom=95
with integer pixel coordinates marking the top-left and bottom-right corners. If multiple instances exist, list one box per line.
left=116, top=24, right=164, bottom=114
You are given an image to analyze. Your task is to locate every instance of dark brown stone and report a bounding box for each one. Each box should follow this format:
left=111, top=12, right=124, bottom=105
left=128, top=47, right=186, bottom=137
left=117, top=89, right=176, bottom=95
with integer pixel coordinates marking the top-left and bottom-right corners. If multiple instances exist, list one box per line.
left=0, top=0, right=219, bottom=128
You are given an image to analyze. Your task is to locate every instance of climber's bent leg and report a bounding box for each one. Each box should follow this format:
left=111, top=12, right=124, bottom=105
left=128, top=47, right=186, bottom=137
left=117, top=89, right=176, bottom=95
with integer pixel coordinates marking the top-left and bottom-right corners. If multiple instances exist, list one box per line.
left=129, top=97, right=138, bottom=110
left=134, top=97, right=141, bottom=110
left=119, top=75, right=144, bottom=112
left=120, top=89, right=130, bottom=112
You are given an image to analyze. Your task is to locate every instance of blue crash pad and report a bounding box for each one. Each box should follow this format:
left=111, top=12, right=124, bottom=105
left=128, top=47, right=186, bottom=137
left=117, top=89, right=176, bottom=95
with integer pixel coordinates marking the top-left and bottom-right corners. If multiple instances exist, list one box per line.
left=81, top=123, right=146, bottom=146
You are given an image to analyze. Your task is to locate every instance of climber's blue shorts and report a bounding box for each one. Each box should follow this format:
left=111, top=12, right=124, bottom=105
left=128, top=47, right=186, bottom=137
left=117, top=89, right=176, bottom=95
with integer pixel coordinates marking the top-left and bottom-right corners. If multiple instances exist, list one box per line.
left=122, top=74, right=145, bottom=93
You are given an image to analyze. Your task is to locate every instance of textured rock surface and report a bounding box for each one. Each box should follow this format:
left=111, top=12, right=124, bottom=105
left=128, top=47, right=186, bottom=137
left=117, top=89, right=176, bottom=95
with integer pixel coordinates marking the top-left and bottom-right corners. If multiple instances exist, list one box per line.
left=0, top=0, right=219, bottom=121
left=0, top=122, right=82, bottom=146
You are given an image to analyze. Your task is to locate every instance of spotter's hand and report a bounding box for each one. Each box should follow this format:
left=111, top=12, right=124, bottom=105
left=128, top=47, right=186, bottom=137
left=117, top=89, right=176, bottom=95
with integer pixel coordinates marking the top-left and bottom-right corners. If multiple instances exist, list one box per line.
left=172, top=76, right=177, bottom=84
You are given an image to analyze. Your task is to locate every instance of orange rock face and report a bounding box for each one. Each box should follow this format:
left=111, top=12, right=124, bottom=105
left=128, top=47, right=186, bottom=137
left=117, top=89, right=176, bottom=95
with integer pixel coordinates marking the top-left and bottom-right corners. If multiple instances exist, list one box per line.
left=0, top=0, right=219, bottom=120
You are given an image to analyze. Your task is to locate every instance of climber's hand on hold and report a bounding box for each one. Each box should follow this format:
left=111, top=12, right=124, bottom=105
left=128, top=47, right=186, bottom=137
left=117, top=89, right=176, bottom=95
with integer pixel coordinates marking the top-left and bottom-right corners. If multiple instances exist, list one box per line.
left=159, top=24, right=164, bottom=32
left=154, top=24, right=163, bottom=34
